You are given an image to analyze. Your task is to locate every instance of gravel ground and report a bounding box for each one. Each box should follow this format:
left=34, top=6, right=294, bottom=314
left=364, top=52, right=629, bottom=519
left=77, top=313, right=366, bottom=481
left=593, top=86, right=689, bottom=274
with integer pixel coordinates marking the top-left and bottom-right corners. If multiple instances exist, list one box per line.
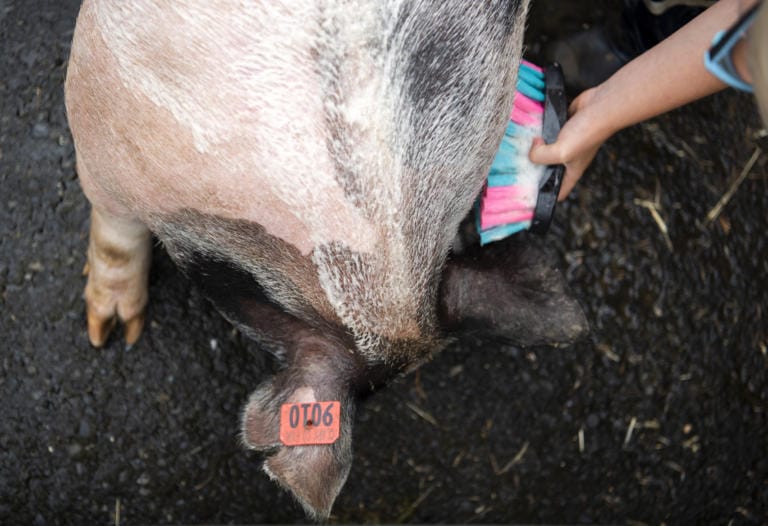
left=1, top=1, right=766, bottom=524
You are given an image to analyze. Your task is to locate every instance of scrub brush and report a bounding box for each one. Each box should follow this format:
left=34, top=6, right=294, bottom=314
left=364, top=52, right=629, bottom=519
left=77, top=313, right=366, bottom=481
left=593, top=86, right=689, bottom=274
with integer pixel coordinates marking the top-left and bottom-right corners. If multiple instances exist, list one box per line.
left=477, top=60, right=567, bottom=245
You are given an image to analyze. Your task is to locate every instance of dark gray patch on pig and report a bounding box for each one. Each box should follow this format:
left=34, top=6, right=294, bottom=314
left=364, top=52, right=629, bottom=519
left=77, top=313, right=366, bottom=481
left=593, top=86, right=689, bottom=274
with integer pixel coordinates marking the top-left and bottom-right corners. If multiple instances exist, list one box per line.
left=180, top=250, right=329, bottom=360
left=150, top=209, right=445, bottom=367
left=383, top=1, right=530, bottom=316
left=149, top=209, right=341, bottom=333
left=398, top=8, right=472, bottom=118
left=315, top=5, right=369, bottom=214
left=496, top=0, right=526, bottom=33
left=317, top=1, right=526, bottom=222
left=178, top=239, right=412, bottom=390
left=394, top=0, right=525, bottom=160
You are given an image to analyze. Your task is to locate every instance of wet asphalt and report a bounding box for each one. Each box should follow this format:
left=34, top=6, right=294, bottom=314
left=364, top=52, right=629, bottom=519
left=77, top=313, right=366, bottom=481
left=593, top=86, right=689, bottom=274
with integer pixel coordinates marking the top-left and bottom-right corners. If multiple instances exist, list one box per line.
left=1, top=0, right=767, bottom=524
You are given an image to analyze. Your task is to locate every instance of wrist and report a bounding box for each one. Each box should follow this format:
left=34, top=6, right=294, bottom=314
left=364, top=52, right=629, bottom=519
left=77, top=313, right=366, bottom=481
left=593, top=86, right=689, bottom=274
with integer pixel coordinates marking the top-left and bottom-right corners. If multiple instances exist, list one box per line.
left=574, top=83, right=622, bottom=146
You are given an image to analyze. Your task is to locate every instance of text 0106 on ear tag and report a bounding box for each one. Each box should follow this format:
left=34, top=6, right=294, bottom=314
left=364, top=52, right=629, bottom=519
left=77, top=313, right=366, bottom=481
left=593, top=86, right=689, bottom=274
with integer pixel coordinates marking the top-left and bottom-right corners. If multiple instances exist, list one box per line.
left=279, top=401, right=341, bottom=446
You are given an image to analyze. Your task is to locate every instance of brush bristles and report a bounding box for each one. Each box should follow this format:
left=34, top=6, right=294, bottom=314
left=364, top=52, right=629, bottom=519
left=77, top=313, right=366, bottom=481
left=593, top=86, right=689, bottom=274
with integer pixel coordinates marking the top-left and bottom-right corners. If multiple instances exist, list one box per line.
left=477, top=60, right=547, bottom=245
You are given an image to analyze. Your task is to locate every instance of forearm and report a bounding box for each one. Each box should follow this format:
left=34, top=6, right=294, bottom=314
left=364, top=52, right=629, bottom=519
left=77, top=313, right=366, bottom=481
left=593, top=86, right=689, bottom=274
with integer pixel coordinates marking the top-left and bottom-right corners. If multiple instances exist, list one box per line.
left=587, top=0, right=742, bottom=140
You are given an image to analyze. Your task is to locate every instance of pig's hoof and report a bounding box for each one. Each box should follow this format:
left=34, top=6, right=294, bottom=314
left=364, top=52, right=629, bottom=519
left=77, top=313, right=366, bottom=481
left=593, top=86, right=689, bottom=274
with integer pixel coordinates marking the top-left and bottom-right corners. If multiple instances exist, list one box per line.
left=86, top=306, right=116, bottom=347
left=85, top=273, right=149, bottom=347
left=86, top=306, right=145, bottom=347
left=84, top=208, right=151, bottom=348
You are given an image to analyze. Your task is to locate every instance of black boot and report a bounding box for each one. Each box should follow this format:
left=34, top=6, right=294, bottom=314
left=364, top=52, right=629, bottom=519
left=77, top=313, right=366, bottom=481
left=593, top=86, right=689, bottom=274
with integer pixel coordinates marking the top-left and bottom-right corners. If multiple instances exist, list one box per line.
left=547, top=0, right=714, bottom=93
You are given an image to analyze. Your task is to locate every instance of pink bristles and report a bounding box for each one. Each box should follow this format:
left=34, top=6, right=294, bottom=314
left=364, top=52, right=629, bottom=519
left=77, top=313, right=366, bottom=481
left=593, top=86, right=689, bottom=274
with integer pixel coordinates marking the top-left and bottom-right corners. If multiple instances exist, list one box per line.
left=480, top=209, right=535, bottom=230
left=513, top=92, right=544, bottom=116
left=483, top=185, right=530, bottom=203
left=521, top=59, right=544, bottom=72
left=482, top=198, right=534, bottom=214
left=478, top=59, right=548, bottom=244
left=481, top=187, right=535, bottom=214
left=510, top=105, right=542, bottom=127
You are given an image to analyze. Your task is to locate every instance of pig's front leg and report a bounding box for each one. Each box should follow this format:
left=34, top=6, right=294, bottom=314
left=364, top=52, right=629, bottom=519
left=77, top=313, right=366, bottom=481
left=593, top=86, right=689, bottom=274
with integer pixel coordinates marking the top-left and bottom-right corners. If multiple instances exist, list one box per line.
left=83, top=207, right=151, bottom=347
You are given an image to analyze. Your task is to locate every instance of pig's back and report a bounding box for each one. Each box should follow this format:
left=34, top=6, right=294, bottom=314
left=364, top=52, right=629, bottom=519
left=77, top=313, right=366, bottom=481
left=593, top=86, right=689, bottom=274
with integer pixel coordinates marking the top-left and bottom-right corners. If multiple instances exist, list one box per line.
left=66, top=0, right=528, bottom=359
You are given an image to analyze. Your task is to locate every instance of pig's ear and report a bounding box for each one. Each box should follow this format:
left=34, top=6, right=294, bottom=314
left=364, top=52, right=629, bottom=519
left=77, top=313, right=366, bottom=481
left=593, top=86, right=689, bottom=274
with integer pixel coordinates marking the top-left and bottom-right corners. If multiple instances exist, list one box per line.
left=440, top=239, right=588, bottom=346
left=262, top=422, right=353, bottom=521
left=241, top=371, right=355, bottom=520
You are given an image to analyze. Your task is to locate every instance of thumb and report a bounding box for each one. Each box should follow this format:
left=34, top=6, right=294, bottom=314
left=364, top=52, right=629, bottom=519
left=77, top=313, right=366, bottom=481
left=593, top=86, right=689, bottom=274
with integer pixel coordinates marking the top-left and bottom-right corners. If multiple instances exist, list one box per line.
left=528, top=137, right=562, bottom=166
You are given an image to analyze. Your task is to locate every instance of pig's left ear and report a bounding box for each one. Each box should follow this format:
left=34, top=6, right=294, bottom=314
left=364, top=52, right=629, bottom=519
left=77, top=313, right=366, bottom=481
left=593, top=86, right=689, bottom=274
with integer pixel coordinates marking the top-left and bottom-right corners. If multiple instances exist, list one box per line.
left=262, top=422, right=353, bottom=521
left=241, top=372, right=355, bottom=520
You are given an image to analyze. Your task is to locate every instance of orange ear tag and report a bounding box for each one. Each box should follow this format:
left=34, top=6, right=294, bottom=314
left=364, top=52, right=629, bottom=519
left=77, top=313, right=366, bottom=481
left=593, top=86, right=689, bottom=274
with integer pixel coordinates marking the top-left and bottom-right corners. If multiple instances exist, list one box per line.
left=279, top=401, right=341, bottom=446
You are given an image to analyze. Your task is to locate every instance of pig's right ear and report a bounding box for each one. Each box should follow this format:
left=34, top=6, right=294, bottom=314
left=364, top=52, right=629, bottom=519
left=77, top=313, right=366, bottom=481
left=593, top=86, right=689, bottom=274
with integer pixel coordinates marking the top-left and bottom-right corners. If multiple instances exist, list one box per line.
left=241, top=375, right=354, bottom=521
left=440, top=240, right=588, bottom=346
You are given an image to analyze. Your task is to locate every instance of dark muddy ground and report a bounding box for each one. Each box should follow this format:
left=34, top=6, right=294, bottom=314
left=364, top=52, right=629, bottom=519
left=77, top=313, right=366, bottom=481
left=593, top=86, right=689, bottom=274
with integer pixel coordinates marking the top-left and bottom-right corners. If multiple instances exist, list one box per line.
left=1, top=1, right=766, bottom=524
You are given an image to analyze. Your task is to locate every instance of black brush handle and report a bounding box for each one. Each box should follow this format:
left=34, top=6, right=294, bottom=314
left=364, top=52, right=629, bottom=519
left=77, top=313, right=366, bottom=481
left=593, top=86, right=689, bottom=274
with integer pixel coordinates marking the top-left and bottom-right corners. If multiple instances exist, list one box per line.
left=530, top=62, right=567, bottom=235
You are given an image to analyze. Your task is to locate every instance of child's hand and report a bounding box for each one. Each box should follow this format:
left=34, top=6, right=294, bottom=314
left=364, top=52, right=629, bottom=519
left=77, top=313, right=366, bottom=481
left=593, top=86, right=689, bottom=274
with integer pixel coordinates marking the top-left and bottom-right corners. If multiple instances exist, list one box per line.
left=528, top=87, right=609, bottom=201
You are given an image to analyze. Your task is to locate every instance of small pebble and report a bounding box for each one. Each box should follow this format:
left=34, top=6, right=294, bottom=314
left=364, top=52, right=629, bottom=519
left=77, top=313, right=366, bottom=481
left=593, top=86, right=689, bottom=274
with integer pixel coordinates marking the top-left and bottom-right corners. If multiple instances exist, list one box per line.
left=32, top=122, right=49, bottom=138
left=78, top=419, right=91, bottom=438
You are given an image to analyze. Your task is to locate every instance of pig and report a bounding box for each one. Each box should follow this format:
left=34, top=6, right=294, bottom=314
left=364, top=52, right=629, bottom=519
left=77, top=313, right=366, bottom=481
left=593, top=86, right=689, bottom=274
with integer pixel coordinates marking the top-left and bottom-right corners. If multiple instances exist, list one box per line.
left=64, top=0, right=586, bottom=519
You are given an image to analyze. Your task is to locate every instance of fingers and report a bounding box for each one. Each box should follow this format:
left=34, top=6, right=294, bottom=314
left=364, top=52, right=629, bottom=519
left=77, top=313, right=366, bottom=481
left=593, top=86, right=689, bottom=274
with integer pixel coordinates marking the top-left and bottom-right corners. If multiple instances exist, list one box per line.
left=527, top=87, right=604, bottom=201
left=529, top=138, right=592, bottom=202
left=558, top=169, right=582, bottom=201
left=528, top=137, right=560, bottom=165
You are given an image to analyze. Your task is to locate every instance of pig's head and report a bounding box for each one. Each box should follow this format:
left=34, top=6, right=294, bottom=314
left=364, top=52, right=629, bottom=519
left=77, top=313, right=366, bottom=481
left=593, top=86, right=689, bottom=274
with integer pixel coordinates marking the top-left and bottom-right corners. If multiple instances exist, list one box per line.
left=173, top=224, right=586, bottom=521
left=237, top=237, right=588, bottom=520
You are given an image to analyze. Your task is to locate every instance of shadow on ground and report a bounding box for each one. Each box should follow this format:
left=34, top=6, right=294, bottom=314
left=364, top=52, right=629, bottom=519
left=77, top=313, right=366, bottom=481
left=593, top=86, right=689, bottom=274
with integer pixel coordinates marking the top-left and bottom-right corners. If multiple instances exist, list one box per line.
left=1, top=1, right=766, bottom=524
